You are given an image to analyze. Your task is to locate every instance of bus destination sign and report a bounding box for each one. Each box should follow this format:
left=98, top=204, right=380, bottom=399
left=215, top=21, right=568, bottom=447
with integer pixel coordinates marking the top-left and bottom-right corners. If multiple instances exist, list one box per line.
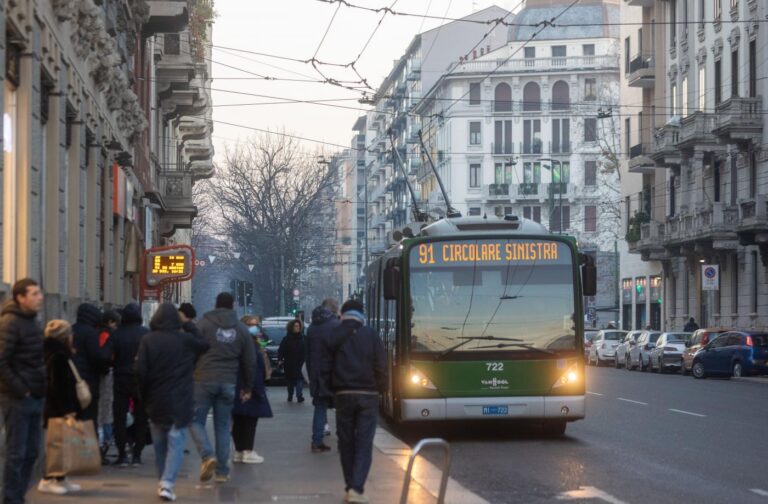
left=144, top=245, right=195, bottom=287
left=413, top=239, right=565, bottom=267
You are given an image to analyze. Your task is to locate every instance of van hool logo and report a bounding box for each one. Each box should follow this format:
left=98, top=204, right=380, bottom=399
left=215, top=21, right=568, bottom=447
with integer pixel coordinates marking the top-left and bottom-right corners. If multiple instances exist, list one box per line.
left=481, top=378, right=510, bottom=388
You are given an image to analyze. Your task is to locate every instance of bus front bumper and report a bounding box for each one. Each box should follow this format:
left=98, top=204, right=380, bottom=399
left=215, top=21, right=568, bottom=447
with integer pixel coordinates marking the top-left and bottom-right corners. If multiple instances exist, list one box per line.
left=401, top=395, right=585, bottom=421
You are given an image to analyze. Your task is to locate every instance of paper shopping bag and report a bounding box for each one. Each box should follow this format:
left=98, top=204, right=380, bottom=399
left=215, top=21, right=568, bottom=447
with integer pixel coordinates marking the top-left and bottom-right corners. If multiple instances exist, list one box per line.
left=45, top=416, right=101, bottom=477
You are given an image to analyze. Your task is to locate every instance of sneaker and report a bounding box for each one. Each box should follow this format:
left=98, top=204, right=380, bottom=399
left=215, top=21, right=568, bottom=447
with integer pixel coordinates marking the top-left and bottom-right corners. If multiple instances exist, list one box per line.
left=297, top=396, right=305, bottom=403
left=233, top=451, right=244, bottom=463
left=158, top=487, right=176, bottom=502
left=311, top=443, right=332, bottom=453
left=324, top=424, right=332, bottom=436
left=61, top=479, right=81, bottom=492
left=37, top=479, right=68, bottom=495
left=131, top=454, right=143, bottom=467
left=113, top=455, right=130, bottom=468
left=199, top=457, right=217, bottom=482
left=346, top=489, right=369, bottom=503
left=214, top=474, right=230, bottom=484
left=242, top=451, right=264, bottom=464
left=287, top=396, right=293, bottom=402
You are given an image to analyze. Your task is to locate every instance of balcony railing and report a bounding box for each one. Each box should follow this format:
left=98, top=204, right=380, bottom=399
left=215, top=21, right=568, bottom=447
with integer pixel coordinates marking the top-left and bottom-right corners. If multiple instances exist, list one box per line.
left=522, top=140, right=543, bottom=155
left=489, top=183, right=509, bottom=196
left=519, top=183, right=539, bottom=196
left=456, top=55, right=619, bottom=74
left=677, top=112, right=718, bottom=149
left=492, top=141, right=514, bottom=155
left=713, top=96, right=763, bottom=144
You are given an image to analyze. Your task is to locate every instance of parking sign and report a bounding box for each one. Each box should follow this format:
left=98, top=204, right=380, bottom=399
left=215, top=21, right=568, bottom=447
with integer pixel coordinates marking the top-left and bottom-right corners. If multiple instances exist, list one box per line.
left=701, top=264, right=719, bottom=291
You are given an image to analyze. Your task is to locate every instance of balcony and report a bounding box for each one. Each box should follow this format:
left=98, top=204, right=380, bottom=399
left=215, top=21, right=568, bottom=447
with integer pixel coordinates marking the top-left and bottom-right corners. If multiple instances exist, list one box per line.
left=144, top=0, right=188, bottom=36
left=712, top=96, right=763, bottom=145
left=406, top=59, right=421, bottom=81
left=370, top=214, right=387, bottom=228
left=627, top=53, right=655, bottom=88
left=158, top=171, right=197, bottom=237
left=511, top=183, right=542, bottom=202
left=628, top=142, right=655, bottom=174
left=650, top=124, right=681, bottom=167
left=676, top=112, right=720, bottom=151
left=627, top=220, right=667, bottom=259
left=736, top=198, right=768, bottom=245
left=663, top=203, right=740, bottom=247
left=484, top=183, right=510, bottom=201
left=491, top=141, right=514, bottom=155
left=455, top=55, right=619, bottom=74
left=625, top=0, right=654, bottom=6
left=522, top=140, right=543, bottom=155
left=407, top=157, right=422, bottom=175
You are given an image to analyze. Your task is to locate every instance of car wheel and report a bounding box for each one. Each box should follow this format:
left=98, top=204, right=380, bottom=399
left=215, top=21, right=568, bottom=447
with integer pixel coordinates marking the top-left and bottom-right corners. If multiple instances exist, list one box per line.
left=732, top=362, right=743, bottom=378
left=641, top=356, right=648, bottom=372
left=625, top=355, right=632, bottom=371
left=614, top=355, right=621, bottom=369
left=692, top=361, right=706, bottom=379
left=542, top=420, right=567, bottom=437
left=658, top=357, right=666, bottom=374
left=650, top=356, right=657, bottom=373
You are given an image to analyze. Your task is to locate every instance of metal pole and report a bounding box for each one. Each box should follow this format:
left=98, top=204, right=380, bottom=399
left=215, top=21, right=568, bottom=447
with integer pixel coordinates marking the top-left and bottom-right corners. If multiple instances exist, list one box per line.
left=557, top=160, right=563, bottom=234
left=279, top=255, right=285, bottom=315
left=364, top=160, right=369, bottom=291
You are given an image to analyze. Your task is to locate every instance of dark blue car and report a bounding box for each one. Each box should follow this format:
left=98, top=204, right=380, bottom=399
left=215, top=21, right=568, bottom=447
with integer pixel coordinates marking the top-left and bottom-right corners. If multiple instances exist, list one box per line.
left=691, top=331, right=768, bottom=379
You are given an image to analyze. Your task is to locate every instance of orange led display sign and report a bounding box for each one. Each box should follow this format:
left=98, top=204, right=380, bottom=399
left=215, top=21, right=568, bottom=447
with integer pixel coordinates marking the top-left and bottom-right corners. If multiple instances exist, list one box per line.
left=413, top=239, right=563, bottom=267
left=144, top=245, right=195, bottom=287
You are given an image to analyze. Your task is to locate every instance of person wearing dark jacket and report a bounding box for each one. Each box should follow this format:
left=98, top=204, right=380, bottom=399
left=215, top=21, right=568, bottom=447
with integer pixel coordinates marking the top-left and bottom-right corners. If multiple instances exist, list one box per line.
left=37, top=320, right=82, bottom=496
left=231, top=331, right=273, bottom=465
left=278, top=319, right=306, bottom=403
left=190, top=293, right=256, bottom=484
left=71, top=303, right=111, bottom=425
left=111, top=303, right=150, bottom=467
left=305, top=299, right=340, bottom=452
left=0, top=279, right=46, bottom=504
left=683, top=317, right=699, bottom=332
left=322, top=300, right=386, bottom=504
left=135, top=303, right=209, bottom=502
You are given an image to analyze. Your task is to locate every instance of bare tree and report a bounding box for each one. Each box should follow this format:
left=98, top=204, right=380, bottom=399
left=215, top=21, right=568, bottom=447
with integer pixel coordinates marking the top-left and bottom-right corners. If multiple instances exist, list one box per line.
left=594, top=82, right=623, bottom=245
left=206, top=133, right=339, bottom=316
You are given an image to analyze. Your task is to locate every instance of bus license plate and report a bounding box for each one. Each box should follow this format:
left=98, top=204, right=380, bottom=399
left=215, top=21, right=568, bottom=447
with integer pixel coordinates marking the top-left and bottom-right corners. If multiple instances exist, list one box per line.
left=482, top=405, right=508, bottom=416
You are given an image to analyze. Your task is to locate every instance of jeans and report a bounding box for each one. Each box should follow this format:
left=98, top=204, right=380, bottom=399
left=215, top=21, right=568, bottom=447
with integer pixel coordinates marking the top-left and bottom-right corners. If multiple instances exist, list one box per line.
left=1, top=395, right=43, bottom=504
left=311, top=398, right=329, bottom=446
left=335, top=393, right=378, bottom=494
left=287, top=379, right=304, bottom=400
left=189, top=382, right=235, bottom=476
left=149, top=423, right=188, bottom=491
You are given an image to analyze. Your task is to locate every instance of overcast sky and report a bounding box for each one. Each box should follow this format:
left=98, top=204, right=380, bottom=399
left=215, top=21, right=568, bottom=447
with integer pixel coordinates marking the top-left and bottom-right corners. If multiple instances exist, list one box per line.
left=210, top=0, right=522, bottom=162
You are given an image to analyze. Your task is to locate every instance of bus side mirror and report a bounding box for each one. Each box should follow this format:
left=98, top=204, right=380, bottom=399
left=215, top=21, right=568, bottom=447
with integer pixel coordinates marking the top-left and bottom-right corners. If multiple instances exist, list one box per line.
left=383, top=259, right=400, bottom=300
left=581, top=254, right=597, bottom=297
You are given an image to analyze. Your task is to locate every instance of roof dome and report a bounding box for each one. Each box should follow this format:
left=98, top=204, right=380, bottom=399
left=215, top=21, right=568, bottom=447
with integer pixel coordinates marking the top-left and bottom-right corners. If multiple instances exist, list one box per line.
left=508, top=0, right=619, bottom=42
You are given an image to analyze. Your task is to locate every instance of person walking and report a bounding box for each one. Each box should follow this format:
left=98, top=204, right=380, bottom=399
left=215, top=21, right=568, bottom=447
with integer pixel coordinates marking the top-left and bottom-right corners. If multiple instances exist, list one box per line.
left=178, top=303, right=196, bottom=324
left=231, top=325, right=273, bottom=464
left=278, top=319, right=306, bottom=403
left=71, top=303, right=111, bottom=426
left=323, top=300, right=387, bottom=504
left=190, top=293, right=256, bottom=484
left=0, top=279, right=46, bottom=504
left=37, top=320, right=82, bottom=496
left=111, top=303, right=150, bottom=468
left=306, top=299, right=340, bottom=453
left=684, top=317, right=699, bottom=332
left=97, top=309, right=120, bottom=465
left=135, top=303, right=209, bottom=502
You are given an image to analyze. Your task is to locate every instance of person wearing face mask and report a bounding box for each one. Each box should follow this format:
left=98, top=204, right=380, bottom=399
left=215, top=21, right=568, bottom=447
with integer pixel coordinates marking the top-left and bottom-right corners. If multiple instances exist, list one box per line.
left=241, top=316, right=271, bottom=379
left=278, top=320, right=306, bottom=402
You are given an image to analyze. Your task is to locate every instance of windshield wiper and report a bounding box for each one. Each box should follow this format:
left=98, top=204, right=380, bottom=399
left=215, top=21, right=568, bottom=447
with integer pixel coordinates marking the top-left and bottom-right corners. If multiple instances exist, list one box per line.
left=469, top=343, right=556, bottom=354
left=440, top=335, right=523, bottom=356
left=499, top=295, right=522, bottom=300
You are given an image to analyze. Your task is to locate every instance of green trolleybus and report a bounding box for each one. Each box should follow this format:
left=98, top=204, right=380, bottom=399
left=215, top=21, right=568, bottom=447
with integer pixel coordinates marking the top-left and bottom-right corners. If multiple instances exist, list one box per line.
left=366, top=215, right=596, bottom=435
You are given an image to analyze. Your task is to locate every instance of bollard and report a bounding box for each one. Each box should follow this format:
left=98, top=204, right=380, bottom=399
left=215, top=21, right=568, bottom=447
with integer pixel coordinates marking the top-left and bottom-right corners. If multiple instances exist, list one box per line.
left=399, top=438, right=451, bottom=504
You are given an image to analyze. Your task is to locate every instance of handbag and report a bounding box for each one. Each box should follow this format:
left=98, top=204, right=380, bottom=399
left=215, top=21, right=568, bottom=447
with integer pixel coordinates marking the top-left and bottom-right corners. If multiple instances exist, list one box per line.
left=45, top=416, right=101, bottom=477
left=68, top=359, right=92, bottom=410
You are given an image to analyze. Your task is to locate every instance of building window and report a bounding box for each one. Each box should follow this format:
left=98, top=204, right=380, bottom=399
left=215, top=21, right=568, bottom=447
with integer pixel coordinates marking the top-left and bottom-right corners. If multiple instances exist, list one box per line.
left=523, top=82, right=541, bottom=111
left=523, top=119, right=541, bottom=154
left=524, top=46, right=535, bottom=67
left=523, top=162, right=542, bottom=184
left=585, top=161, right=597, bottom=186
left=714, top=162, right=721, bottom=202
left=670, top=0, right=677, bottom=45
left=698, top=66, right=706, bottom=111
left=732, top=253, right=739, bottom=314
left=625, top=118, right=631, bottom=154
left=552, top=119, right=570, bottom=153
left=752, top=251, right=759, bottom=314
left=749, top=40, right=756, bottom=98
left=468, top=207, right=481, bottom=216
left=585, top=205, right=597, bottom=232
left=494, top=120, right=513, bottom=154
left=469, top=163, right=481, bottom=188
left=682, top=76, right=689, bottom=116
left=550, top=206, right=570, bottom=232
left=469, top=82, right=481, bottom=105
left=3, top=80, right=18, bottom=284
left=749, top=151, right=757, bottom=198
left=731, top=49, right=739, bottom=98
left=551, top=81, right=570, bottom=110
left=552, top=45, right=566, bottom=65
left=624, top=37, right=631, bottom=74
left=469, top=121, right=481, bottom=145
left=583, top=44, right=595, bottom=56
left=670, top=83, right=677, bottom=117
left=584, top=118, right=597, bottom=142
left=494, top=83, right=512, bottom=112
left=584, top=78, right=596, bottom=100
left=523, top=206, right=541, bottom=223
left=714, top=59, right=722, bottom=105
left=714, top=0, right=722, bottom=21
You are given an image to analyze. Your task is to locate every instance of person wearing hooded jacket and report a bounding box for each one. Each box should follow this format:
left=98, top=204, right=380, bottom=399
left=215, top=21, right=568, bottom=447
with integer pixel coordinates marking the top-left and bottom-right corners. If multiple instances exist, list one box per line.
left=278, top=319, right=306, bottom=403
left=71, top=303, right=111, bottom=425
left=305, top=298, right=340, bottom=452
left=111, top=302, right=150, bottom=467
left=135, top=303, right=209, bottom=502
left=190, top=292, right=256, bottom=484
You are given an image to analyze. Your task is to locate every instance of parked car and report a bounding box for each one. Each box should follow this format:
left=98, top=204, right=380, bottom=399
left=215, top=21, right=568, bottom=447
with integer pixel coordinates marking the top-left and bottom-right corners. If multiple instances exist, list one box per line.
left=615, top=330, right=643, bottom=369
left=627, top=331, right=662, bottom=371
left=587, top=330, right=627, bottom=366
left=649, top=332, right=692, bottom=373
left=261, top=316, right=299, bottom=382
left=691, top=331, right=768, bottom=379
left=584, top=330, right=599, bottom=360
left=681, top=328, right=729, bottom=375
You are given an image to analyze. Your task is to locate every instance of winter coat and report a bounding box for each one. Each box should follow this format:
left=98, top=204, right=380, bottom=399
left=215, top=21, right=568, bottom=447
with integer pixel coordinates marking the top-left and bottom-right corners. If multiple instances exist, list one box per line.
left=0, top=300, right=46, bottom=400
left=195, top=308, right=256, bottom=389
left=232, top=339, right=273, bottom=419
left=111, top=303, right=149, bottom=389
left=135, top=303, right=210, bottom=428
left=305, top=307, right=340, bottom=400
left=43, top=338, right=79, bottom=425
left=278, top=332, right=306, bottom=381
left=324, top=318, right=387, bottom=394
left=71, top=303, right=111, bottom=389
left=684, top=320, right=699, bottom=332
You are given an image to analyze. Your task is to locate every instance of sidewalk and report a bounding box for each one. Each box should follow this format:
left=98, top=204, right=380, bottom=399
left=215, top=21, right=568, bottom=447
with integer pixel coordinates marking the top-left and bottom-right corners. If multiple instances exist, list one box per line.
left=27, top=391, right=485, bottom=503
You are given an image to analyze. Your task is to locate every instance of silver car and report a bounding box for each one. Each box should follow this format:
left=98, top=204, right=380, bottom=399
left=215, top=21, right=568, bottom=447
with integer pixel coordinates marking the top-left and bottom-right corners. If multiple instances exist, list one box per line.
left=650, top=332, right=693, bottom=373
left=614, top=330, right=643, bottom=369
left=588, top=330, right=627, bottom=366
left=627, top=331, right=662, bottom=371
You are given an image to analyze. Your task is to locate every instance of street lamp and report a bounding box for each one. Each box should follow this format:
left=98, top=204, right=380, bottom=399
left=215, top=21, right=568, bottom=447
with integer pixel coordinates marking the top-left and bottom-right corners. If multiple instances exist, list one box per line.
left=538, top=158, right=564, bottom=234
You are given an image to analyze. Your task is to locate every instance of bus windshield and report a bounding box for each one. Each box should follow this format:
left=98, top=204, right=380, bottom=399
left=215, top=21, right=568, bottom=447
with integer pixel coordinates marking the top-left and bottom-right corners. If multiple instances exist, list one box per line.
left=408, top=238, right=576, bottom=355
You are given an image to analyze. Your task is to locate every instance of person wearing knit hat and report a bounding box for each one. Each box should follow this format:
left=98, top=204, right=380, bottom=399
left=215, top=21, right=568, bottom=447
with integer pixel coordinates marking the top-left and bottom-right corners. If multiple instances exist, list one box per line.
left=324, top=299, right=387, bottom=503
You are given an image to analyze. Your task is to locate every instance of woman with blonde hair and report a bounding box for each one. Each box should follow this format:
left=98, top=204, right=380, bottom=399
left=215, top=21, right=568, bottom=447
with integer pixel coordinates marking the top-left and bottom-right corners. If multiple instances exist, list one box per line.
left=38, top=320, right=82, bottom=495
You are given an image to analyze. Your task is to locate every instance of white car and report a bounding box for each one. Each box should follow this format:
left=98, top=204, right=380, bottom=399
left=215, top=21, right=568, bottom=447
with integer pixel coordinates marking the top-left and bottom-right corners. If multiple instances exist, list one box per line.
left=627, top=331, right=662, bottom=371
left=614, top=330, right=643, bottom=369
left=649, top=332, right=693, bottom=373
left=588, top=330, right=627, bottom=366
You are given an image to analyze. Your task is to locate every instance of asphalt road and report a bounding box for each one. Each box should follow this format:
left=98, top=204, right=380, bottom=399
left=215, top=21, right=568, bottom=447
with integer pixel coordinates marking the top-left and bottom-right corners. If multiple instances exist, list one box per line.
left=386, top=366, right=768, bottom=504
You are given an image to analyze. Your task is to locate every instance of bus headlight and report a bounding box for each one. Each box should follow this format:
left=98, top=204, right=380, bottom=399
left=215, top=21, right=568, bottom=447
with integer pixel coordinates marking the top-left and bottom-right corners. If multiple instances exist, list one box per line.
left=552, top=364, right=580, bottom=389
left=409, top=365, right=437, bottom=390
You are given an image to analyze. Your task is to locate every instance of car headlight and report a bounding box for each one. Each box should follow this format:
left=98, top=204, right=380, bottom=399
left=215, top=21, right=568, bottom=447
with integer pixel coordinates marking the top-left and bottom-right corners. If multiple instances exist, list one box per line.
left=408, top=365, right=437, bottom=390
left=552, top=364, right=580, bottom=389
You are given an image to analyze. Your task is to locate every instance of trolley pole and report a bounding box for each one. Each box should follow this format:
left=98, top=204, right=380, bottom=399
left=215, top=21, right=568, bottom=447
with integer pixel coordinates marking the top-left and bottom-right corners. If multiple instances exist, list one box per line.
left=279, top=254, right=285, bottom=315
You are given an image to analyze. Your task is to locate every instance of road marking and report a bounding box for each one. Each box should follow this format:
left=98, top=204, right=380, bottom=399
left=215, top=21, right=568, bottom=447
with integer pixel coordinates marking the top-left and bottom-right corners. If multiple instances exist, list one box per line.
left=750, top=488, right=768, bottom=497
left=586, top=391, right=604, bottom=396
left=669, top=408, right=706, bottom=418
left=557, top=486, right=629, bottom=504
left=617, top=397, right=648, bottom=405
